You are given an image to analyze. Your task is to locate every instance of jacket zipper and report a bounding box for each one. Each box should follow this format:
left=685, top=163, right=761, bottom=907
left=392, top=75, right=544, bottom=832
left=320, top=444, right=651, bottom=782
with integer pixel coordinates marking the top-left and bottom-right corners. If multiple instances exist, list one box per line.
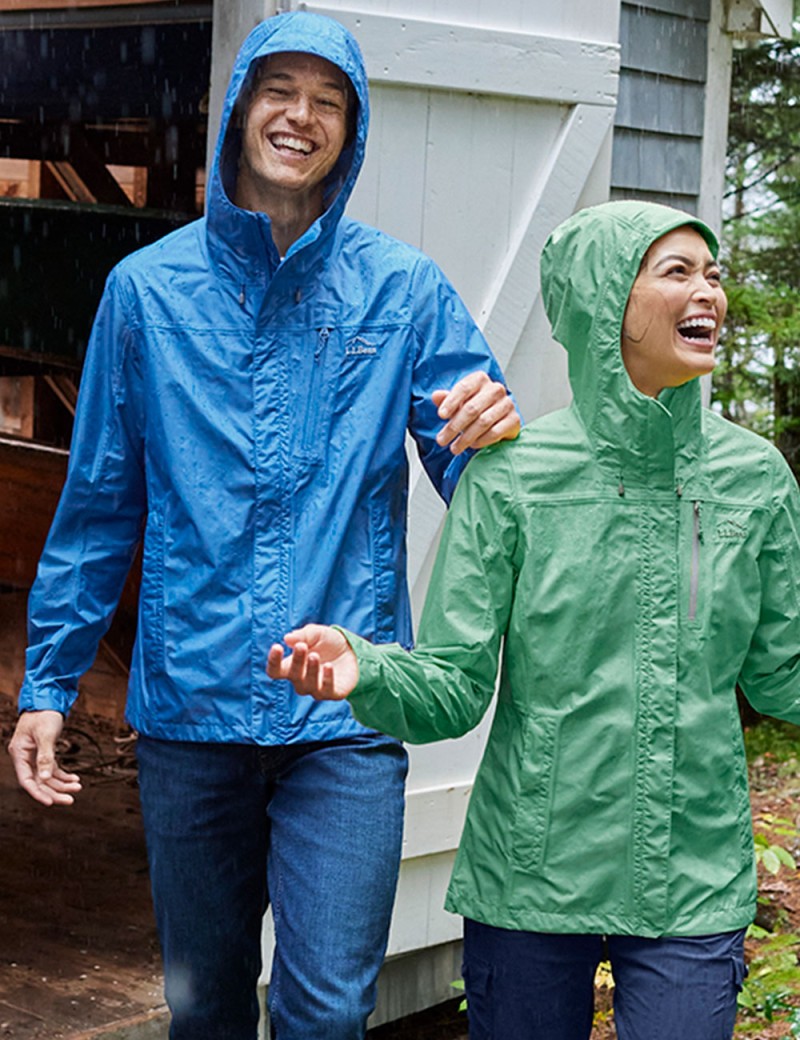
left=301, top=327, right=330, bottom=452
left=688, top=500, right=702, bottom=621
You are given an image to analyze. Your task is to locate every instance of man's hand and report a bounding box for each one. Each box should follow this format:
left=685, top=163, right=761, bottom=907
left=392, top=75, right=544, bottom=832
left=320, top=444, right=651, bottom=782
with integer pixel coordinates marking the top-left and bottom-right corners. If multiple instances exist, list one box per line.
left=8, top=710, right=82, bottom=807
left=267, top=625, right=359, bottom=701
left=433, top=371, right=520, bottom=455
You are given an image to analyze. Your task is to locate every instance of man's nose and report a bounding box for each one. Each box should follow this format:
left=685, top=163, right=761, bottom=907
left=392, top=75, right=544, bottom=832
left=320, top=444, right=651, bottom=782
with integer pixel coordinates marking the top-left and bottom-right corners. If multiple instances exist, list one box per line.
left=287, top=92, right=312, bottom=123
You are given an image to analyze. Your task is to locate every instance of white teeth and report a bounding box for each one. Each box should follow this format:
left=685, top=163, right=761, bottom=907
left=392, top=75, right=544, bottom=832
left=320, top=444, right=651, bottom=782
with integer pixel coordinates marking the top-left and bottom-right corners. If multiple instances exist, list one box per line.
left=679, top=317, right=716, bottom=330
left=271, top=133, right=313, bottom=154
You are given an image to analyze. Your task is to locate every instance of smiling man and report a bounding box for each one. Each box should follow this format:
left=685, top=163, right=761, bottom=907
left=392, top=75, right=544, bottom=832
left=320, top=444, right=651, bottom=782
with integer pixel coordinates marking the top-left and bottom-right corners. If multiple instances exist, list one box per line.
left=7, top=11, right=519, bottom=1040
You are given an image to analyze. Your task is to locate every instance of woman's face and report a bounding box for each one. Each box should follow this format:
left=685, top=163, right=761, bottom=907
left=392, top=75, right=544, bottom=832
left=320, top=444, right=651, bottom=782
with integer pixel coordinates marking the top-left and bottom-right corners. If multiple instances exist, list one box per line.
left=621, top=227, right=727, bottom=398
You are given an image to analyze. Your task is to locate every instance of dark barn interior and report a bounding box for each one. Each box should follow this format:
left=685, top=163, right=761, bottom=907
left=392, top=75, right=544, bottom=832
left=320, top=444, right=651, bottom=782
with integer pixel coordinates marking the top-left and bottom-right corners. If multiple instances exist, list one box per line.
left=0, top=4, right=212, bottom=1035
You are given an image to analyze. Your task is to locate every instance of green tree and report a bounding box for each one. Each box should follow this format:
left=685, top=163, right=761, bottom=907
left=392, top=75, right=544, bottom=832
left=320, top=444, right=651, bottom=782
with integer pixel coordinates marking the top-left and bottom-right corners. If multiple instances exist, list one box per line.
left=717, top=20, right=800, bottom=475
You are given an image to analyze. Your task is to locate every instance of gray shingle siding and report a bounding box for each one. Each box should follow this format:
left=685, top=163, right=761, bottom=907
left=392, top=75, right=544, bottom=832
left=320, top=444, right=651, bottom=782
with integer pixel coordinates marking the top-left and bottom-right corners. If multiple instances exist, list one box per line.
left=611, top=1, right=710, bottom=213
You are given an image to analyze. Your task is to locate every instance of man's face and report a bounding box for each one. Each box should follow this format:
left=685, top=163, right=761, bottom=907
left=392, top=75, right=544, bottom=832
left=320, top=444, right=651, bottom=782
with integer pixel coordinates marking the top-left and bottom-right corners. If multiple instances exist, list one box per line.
left=238, top=51, right=350, bottom=207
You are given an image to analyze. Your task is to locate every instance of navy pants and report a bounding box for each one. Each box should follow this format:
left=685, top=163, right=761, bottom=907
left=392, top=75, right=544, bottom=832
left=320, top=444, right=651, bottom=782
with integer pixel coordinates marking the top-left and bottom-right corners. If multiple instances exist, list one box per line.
left=462, top=918, right=747, bottom=1040
left=136, top=733, right=408, bottom=1040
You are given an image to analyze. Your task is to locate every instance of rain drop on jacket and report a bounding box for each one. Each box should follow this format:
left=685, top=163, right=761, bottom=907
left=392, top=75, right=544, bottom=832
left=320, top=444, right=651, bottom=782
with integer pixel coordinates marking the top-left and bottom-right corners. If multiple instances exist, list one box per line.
left=18, top=11, right=509, bottom=745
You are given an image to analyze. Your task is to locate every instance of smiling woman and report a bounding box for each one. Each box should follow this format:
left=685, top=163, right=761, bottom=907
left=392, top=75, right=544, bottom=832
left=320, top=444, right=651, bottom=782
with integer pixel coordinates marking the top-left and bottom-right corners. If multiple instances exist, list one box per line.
left=621, top=227, right=728, bottom=399
left=267, top=200, right=800, bottom=1040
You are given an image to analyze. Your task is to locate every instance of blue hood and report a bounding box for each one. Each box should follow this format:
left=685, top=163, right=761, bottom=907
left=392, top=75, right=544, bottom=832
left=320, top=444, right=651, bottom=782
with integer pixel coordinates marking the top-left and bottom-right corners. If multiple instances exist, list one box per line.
left=206, top=11, right=369, bottom=282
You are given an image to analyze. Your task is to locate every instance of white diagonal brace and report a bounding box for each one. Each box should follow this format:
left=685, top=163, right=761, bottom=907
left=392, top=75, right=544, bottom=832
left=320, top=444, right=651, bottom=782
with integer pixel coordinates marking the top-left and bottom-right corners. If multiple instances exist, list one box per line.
left=406, top=103, right=616, bottom=594
left=479, top=101, right=616, bottom=369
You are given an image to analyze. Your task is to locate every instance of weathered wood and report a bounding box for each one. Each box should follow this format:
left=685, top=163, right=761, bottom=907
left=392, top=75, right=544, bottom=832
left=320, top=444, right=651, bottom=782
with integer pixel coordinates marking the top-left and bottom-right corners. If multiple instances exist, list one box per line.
left=612, top=127, right=702, bottom=196
left=620, top=5, right=708, bottom=82
left=0, top=435, right=140, bottom=673
left=616, top=71, right=705, bottom=136
left=0, top=436, right=68, bottom=589
left=299, top=7, right=620, bottom=105
left=1, top=0, right=187, bottom=10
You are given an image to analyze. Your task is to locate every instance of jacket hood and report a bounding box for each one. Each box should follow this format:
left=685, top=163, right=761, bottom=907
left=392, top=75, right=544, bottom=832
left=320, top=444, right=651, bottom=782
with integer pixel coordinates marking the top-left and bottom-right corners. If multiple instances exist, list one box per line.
left=540, top=200, right=719, bottom=490
left=206, top=11, right=369, bottom=281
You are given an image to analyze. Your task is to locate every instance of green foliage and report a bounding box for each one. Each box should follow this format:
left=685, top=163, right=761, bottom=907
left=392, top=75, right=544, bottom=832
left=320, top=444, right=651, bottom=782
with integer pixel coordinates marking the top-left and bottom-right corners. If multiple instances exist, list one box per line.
left=737, top=929, right=800, bottom=1025
left=744, top=718, right=800, bottom=764
left=450, top=978, right=467, bottom=1013
left=717, top=28, right=800, bottom=475
left=754, top=831, right=797, bottom=874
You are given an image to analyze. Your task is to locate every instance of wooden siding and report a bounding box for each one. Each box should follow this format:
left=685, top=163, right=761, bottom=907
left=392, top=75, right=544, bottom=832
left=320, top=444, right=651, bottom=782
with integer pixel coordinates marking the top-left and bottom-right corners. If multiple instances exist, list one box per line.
left=611, top=0, right=710, bottom=213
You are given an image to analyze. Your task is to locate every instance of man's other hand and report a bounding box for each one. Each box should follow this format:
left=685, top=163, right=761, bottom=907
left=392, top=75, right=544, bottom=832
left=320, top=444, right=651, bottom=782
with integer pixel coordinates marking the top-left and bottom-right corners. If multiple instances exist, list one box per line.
left=8, top=709, right=82, bottom=806
left=433, top=371, right=520, bottom=455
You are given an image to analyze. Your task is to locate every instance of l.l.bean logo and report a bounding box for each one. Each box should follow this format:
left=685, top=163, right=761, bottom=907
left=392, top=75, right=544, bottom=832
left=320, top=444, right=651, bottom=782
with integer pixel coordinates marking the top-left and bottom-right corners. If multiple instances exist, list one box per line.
left=344, top=335, right=379, bottom=358
left=716, top=517, right=748, bottom=541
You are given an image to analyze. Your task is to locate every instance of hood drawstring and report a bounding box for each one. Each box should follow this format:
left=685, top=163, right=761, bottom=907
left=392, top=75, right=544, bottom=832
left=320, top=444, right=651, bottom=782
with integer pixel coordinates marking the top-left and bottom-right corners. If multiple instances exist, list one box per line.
left=676, top=483, right=683, bottom=498
left=238, top=285, right=246, bottom=307
left=618, top=478, right=625, bottom=497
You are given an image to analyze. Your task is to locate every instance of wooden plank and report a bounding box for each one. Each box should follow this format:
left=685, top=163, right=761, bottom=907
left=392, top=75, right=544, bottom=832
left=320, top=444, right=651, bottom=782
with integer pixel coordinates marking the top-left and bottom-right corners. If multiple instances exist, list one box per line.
left=0, top=436, right=68, bottom=587
left=407, top=102, right=616, bottom=593
left=625, top=0, right=710, bottom=20
left=612, top=128, right=702, bottom=196
left=0, top=377, right=34, bottom=438
left=299, top=7, right=619, bottom=105
left=0, top=0, right=186, bottom=9
left=297, top=0, right=622, bottom=43
left=615, top=71, right=705, bottom=136
left=610, top=186, right=699, bottom=213
left=620, top=6, right=708, bottom=82
left=0, top=435, right=139, bottom=672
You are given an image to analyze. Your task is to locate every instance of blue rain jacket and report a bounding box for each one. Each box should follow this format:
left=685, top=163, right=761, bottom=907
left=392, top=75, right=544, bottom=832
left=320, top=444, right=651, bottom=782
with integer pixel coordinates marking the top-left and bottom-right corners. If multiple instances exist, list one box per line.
left=19, top=11, right=508, bottom=744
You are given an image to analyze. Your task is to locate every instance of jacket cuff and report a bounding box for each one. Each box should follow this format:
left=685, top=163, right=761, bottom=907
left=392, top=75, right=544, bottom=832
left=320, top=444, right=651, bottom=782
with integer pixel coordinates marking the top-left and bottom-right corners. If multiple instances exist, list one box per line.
left=331, top=627, right=387, bottom=716
left=18, top=677, right=75, bottom=716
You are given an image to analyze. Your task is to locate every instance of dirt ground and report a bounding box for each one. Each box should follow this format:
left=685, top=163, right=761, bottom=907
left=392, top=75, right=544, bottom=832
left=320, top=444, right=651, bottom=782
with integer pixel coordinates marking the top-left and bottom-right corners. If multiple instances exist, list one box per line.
left=2, top=691, right=800, bottom=1039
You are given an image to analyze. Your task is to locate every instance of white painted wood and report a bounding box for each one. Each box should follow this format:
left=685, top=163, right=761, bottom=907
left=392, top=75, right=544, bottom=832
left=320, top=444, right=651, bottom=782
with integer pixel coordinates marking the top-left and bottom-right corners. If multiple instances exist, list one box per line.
left=207, top=0, right=276, bottom=172
left=299, top=9, right=619, bottom=103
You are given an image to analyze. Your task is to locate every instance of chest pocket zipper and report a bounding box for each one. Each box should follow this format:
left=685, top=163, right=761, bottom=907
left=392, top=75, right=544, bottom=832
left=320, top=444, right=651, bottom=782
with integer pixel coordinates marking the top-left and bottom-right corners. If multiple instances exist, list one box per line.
left=688, top=500, right=703, bottom=621
left=301, top=327, right=330, bottom=454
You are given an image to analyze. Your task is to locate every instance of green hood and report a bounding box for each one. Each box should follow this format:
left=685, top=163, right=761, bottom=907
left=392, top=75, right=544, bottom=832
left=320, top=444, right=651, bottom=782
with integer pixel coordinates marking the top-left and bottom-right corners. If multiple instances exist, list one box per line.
left=540, top=201, right=719, bottom=491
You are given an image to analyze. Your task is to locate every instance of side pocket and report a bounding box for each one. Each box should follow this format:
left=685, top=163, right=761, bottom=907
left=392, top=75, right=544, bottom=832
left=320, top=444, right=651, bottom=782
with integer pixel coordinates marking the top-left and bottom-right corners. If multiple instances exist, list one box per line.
left=139, top=506, right=165, bottom=675
left=509, top=714, right=559, bottom=872
left=461, top=959, right=494, bottom=1040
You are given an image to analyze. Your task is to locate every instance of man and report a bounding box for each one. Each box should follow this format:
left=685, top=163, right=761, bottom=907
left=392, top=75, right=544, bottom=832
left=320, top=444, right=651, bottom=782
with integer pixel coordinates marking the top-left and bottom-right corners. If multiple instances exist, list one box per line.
left=8, top=11, right=519, bottom=1040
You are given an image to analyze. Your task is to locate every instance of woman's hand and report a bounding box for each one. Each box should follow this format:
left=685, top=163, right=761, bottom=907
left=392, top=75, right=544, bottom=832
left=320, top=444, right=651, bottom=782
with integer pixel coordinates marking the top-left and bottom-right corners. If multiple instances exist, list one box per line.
left=267, top=625, right=359, bottom=700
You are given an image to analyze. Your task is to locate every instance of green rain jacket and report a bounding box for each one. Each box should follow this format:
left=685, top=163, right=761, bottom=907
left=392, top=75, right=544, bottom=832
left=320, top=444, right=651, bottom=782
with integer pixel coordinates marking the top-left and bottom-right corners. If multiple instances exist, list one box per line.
left=344, top=201, right=800, bottom=937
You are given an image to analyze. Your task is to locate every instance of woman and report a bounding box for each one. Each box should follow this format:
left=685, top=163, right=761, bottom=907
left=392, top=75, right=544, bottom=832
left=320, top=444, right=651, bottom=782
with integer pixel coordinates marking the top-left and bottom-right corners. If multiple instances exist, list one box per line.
left=268, top=201, right=800, bottom=1039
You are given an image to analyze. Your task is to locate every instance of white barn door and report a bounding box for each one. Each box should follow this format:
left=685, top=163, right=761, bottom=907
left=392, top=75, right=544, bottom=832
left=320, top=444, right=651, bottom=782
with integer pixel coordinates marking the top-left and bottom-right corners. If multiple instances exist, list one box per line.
left=284, top=0, right=621, bottom=967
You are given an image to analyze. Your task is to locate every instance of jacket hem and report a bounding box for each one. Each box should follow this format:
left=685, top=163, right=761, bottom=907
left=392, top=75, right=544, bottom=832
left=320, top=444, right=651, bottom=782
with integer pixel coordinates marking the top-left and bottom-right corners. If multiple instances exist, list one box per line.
left=445, top=891, right=756, bottom=938
left=125, top=706, right=377, bottom=745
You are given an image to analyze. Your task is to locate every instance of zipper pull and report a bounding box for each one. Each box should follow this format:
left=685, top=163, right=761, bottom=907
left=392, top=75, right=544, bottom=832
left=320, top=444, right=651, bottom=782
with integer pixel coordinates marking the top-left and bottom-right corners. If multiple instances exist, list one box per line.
left=694, top=501, right=703, bottom=542
left=316, top=327, right=330, bottom=360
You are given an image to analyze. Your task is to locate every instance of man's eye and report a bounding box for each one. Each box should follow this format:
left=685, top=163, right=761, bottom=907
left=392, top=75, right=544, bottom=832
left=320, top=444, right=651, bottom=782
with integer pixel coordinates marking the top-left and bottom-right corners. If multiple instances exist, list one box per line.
left=666, top=266, right=687, bottom=277
left=318, top=97, right=343, bottom=110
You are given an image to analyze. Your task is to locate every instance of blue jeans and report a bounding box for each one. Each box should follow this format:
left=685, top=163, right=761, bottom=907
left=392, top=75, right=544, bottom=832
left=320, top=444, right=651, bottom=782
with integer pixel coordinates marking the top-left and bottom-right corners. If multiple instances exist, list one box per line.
left=462, top=919, right=747, bottom=1040
left=136, top=733, right=408, bottom=1040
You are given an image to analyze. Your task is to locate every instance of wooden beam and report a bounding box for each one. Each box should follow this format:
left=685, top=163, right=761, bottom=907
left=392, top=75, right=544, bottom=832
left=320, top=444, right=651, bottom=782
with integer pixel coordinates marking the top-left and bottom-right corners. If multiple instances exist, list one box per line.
left=1, top=1, right=185, bottom=10
left=299, top=7, right=619, bottom=106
